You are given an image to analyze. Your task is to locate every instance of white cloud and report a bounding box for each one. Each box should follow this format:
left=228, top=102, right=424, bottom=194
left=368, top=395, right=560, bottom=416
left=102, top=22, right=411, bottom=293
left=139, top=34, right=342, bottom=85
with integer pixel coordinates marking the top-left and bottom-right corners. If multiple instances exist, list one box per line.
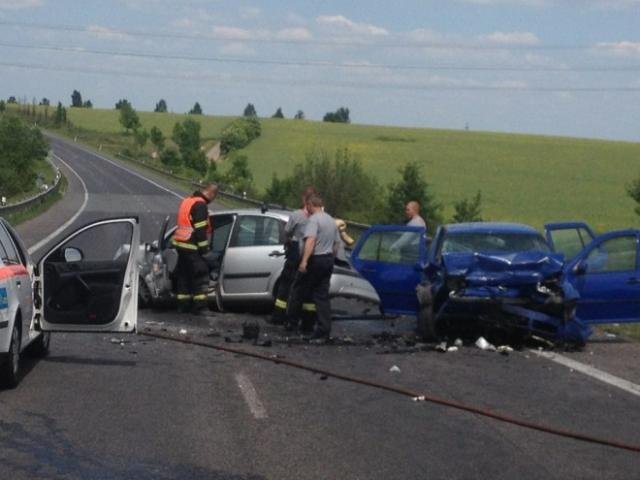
left=316, top=15, right=389, bottom=37
left=479, top=31, right=541, bottom=45
left=219, top=42, right=255, bottom=56
left=86, top=25, right=131, bottom=41
left=0, top=0, right=43, bottom=9
left=211, top=26, right=256, bottom=40
left=595, top=41, right=640, bottom=57
left=275, top=27, right=312, bottom=41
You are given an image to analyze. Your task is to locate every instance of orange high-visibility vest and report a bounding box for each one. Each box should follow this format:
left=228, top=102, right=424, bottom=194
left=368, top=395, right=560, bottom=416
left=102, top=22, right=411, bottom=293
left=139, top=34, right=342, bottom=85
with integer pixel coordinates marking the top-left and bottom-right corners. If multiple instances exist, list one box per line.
left=174, top=196, right=211, bottom=243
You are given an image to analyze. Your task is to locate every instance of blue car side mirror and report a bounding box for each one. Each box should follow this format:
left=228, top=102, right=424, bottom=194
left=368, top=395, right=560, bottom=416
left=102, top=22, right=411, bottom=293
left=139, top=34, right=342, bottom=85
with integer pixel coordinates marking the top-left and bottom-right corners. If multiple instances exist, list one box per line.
left=573, top=261, right=587, bottom=275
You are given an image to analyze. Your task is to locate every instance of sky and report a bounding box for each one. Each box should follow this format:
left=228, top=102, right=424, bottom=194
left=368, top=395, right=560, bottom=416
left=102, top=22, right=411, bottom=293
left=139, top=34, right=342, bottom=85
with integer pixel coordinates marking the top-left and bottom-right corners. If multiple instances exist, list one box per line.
left=0, top=0, right=639, bottom=141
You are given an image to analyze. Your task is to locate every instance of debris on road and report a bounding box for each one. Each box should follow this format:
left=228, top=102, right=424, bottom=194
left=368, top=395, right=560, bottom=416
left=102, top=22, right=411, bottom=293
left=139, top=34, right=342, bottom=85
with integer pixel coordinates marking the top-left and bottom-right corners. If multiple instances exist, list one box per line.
left=242, top=320, right=260, bottom=340
left=496, top=345, right=514, bottom=355
left=413, top=395, right=426, bottom=402
left=389, top=365, right=401, bottom=373
left=454, top=338, right=463, bottom=347
left=475, top=336, right=496, bottom=351
left=447, top=346, right=459, bottom=353
left=435, top=341, right=447, bottom=353
left=179, top=329, right=188, bottom=335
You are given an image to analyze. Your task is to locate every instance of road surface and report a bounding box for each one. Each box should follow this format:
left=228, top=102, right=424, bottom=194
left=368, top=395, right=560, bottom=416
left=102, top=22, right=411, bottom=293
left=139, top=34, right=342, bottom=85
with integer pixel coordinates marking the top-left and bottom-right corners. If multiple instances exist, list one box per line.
left=1, top=136, right=639, bottom=479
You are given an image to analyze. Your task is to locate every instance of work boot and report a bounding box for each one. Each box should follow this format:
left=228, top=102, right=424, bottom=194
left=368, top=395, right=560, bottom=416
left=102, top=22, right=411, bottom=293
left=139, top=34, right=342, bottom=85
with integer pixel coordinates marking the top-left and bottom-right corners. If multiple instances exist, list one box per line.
left=306, top=328, right=330, bottom=344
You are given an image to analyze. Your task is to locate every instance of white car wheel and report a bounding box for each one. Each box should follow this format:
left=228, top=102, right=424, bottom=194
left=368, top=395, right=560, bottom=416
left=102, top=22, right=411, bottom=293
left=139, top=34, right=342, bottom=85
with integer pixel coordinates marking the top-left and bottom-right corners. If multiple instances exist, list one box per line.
left=0, top=323, right=21, bottom=389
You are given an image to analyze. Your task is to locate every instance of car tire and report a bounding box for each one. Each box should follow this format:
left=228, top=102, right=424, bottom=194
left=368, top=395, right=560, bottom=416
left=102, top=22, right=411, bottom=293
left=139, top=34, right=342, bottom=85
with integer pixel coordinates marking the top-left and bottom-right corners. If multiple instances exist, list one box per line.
left=27, top=331, right=50, bottom=358
left=0, top=321, right=21, bottom=389
left=138, top=276, right=152, bottom=309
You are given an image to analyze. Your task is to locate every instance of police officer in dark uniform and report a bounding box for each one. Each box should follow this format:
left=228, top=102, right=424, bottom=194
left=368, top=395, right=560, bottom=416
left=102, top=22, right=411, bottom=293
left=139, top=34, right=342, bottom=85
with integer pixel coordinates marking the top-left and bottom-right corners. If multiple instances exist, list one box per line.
left=172, top=183, right=218, bottom=313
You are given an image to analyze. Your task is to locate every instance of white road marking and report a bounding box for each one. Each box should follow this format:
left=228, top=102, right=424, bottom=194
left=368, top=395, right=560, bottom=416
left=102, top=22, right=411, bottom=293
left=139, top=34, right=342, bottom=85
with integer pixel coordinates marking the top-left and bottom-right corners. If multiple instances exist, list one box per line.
left=532, top=350, right=640, bottom=398
left=235, top=373, right=268, bottom=419
left=53, top=138, right=184, bottom=200
left=27, top=153, right=89, bottom=255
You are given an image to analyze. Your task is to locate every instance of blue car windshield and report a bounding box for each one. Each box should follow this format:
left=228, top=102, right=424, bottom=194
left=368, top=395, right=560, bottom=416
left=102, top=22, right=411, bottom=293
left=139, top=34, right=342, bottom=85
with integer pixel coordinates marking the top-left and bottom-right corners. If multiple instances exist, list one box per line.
left=441, top=232, right=551, bottom=254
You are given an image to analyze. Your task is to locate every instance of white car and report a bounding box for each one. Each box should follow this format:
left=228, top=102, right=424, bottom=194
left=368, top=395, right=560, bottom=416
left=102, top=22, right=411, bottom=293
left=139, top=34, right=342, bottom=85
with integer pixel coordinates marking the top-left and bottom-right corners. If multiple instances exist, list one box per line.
left=0, top=217, right=140, bottom=388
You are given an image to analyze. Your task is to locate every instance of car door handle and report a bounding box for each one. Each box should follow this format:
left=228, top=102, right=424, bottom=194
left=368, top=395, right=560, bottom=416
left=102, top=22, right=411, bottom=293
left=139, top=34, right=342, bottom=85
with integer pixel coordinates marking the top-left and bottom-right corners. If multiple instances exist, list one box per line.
left=627, top=278, right=640, bottom=285
left=269, top=250, right=285, bottom=257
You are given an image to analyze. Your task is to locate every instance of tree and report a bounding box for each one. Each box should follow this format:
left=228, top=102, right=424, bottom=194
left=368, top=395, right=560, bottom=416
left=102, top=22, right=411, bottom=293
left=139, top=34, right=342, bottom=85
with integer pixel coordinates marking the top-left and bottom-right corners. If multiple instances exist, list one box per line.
left=115, top=99, right=131, bottom=110
left=53, top=102, right=67, bottom=126
left=133, top=128, right=149, bottom=151
left=7, top=96, right=17, bottom=104
left=149, top=126, right=165, bottom=152
left=0, top=101, right=5, bottom=113
left=119, top=102, right=141, bottom=133
left=220, top=117, right=262, bottom=154
left=243, top=103, right=257, bottom=117
left=172, top=118, right=207, bottom=174
left=0, top=116, right=48, bottom=196
left=272, top=107, right=284, bottom=119
left=323, top=107, right=350, bottom=123
left=627, top=178, right=640, bottom=216
left=189, top=102, right=203, bottom=115
left=264, top=174, right=295, bottom=206
left=39, top=98, right=50, bottom=106
left=222, top=154, right=254, bottom=194
left=71, top=90, right=83, bottom=107
left=452, top=191, right=483, bottom=223
left=83, top=100, right=93, bottom=108
left=155, top=99, right=168, bottom=113
left=160, top=148, right=181, bottom=169
left=290, top=148, right=380, bottom=220
left=385, top=161, right=442, bottom=227
left=294, top=110, right=305, bottom=120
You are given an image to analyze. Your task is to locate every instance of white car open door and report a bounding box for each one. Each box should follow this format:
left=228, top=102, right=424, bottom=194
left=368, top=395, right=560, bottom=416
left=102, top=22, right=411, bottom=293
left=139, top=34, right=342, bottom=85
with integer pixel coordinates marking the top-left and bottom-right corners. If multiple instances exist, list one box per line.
left=36, top=218, right=140, bottom=332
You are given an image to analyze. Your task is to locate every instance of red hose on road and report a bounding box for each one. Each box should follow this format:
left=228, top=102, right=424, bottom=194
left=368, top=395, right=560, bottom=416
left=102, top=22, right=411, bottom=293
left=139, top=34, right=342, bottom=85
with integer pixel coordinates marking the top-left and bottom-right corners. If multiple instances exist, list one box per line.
left=140, top=329, right=640, bottom=454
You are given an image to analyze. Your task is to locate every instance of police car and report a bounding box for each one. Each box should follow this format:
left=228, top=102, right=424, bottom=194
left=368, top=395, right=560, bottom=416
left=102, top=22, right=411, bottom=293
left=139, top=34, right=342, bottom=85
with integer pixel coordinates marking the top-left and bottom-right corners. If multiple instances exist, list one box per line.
left=0, top=217, right=139, bottom=388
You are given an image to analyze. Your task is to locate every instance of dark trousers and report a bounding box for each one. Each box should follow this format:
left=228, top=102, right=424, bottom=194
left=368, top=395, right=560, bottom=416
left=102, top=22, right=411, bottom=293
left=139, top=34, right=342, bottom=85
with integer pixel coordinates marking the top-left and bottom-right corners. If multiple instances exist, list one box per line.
left=272, top=249, right=317, bottom=328
left=287, top=254, right=334, bottom=335
left=176, top=250, right=209, bottom=312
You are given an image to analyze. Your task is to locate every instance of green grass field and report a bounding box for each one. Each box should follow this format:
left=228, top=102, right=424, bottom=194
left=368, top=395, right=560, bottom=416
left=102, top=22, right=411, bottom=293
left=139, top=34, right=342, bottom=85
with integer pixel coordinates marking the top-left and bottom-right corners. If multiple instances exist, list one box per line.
left=56, top=107, right=640, bottom=232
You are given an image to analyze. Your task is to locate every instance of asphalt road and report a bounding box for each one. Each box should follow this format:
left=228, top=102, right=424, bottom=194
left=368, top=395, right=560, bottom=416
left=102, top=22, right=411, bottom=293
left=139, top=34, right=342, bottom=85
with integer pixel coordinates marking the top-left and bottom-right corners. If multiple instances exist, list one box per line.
left=2, top=136, right=640, bottom=479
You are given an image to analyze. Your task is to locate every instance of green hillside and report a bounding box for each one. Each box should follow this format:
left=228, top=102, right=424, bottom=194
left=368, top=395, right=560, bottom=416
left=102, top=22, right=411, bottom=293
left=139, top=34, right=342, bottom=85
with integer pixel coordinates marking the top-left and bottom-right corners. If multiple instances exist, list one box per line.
left=62, top=107, right=640, bottom=232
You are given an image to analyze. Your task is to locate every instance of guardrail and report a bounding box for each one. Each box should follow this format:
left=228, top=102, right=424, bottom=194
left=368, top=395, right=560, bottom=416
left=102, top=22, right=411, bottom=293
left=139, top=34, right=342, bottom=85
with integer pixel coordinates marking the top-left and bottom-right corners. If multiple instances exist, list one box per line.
left=113, top=151, right=371, bottom=237
left=0, top=156, right=62, bottom=216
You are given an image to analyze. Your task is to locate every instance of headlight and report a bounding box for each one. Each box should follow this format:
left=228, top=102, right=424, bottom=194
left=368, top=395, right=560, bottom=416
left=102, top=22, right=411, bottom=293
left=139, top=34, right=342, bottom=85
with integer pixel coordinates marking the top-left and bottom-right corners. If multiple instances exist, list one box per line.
left=536, top=282, right=552, bottom=295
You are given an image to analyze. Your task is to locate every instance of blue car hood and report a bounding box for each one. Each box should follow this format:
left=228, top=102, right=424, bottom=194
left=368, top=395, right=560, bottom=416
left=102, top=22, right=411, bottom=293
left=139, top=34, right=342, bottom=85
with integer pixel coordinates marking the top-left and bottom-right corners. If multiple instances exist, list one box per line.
left=442, top=251, right=564, bottom=287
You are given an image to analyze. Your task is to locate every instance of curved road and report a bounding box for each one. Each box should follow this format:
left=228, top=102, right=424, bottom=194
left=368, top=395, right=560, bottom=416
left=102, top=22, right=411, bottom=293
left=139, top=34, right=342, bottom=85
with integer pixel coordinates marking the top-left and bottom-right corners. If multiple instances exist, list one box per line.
left=1, top=136, right=639, bottom=479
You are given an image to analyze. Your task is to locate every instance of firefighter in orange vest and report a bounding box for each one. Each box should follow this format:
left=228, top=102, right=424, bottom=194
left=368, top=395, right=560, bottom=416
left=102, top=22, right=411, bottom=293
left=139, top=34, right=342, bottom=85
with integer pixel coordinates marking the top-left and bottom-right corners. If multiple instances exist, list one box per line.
left=172, top=183, right=218, bottom=313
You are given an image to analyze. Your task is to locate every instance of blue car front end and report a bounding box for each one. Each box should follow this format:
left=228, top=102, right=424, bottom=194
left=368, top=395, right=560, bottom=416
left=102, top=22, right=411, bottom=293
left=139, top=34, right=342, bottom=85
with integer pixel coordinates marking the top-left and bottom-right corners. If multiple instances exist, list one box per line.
left=419, top=223, right=592, bottom=344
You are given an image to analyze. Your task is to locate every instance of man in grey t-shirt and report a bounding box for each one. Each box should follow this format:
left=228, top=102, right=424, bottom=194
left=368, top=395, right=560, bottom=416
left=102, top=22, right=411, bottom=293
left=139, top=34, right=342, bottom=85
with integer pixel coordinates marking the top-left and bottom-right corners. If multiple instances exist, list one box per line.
left=287, top=194, right=339, bottom=341
left=272, top=186, right=317, bottom=326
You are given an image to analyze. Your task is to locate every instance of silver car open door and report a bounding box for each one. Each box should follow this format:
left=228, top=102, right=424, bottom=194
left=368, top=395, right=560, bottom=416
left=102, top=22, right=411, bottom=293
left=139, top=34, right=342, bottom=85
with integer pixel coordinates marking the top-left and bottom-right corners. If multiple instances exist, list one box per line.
left=36, top=218, right=140, bottom=332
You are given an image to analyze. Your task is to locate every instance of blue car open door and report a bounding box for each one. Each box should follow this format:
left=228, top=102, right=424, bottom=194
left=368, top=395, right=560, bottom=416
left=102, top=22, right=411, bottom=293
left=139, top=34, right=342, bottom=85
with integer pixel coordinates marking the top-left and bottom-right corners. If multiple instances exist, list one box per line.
left=563, top=230, right=640, bottom=325
left=545, top=221, right=595, bottom=259
left=350, top=225, right=427, bottom=315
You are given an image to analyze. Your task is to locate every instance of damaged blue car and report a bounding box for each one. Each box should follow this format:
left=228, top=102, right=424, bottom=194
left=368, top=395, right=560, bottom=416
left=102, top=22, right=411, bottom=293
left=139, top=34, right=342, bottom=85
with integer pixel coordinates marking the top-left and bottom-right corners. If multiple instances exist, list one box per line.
left=351, top=221, right=640, bottom=345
